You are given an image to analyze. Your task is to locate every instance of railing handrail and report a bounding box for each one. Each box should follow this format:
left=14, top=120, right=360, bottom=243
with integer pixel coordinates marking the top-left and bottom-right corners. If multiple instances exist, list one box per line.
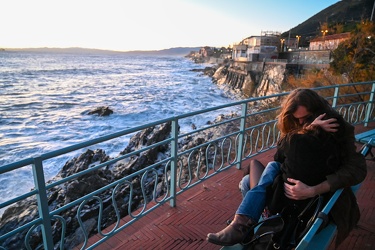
left=1, top=81, right=373, bottom=174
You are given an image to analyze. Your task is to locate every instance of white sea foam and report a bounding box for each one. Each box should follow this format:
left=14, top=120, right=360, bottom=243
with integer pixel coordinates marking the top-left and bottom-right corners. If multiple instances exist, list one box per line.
left=0, top=51, right=239, bottom=209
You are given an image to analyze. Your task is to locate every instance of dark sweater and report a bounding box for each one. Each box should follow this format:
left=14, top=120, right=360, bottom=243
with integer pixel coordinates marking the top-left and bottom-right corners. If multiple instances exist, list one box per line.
left=276, top=131, right=341, bottom=186
left=269, top=130, right=340, bottom=213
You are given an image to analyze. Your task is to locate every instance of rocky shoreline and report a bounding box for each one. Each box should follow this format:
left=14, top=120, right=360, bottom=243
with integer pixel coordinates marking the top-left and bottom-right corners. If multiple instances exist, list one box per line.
left=0, top=109, right=241, bottom=249
left=190, top=57, right=284, bottom=99
left=0, top=57, right=283, bottom=249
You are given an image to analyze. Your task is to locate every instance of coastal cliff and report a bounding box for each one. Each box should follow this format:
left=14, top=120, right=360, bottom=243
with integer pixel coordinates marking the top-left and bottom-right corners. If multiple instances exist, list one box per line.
left=200, top=60, right=286, bottom=99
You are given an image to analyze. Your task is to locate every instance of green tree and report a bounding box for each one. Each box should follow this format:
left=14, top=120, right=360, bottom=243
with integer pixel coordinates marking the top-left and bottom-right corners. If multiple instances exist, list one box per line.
left=332, top=22, right=344, bottom=34
left=330, top=21, right=375, bottom=82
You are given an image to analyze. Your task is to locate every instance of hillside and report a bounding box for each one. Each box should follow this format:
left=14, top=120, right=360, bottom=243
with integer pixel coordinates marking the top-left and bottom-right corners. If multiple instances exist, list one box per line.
left=282, top=0, right=373, bottom=44
left=121, top=47, right=201, bottom=56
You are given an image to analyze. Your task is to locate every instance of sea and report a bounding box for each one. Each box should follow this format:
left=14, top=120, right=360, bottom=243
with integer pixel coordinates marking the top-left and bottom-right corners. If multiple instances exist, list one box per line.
left=0, top=51, right=240, bottom=210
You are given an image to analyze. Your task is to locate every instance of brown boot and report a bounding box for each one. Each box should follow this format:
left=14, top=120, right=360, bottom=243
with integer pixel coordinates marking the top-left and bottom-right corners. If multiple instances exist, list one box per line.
left=206, top=214, right=254, bottom=246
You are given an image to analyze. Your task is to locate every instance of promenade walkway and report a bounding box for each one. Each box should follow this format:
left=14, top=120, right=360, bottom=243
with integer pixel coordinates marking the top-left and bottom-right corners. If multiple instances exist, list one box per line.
left=81, top=123, right=375, bottom=250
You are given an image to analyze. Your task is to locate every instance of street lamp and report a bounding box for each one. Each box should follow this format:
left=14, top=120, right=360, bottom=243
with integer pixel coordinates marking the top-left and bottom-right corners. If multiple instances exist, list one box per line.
left=321, top=29, right=328, bottom=39
left=296, top=35, right=301, bottom=48
left=321, top=29, right=328, bottom=49
left=280, top=38, right=285, bottom=52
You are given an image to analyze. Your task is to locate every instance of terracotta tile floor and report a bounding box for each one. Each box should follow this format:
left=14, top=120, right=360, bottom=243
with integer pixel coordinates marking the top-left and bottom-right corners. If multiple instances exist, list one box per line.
left=81, top=123, right=375, bottom=250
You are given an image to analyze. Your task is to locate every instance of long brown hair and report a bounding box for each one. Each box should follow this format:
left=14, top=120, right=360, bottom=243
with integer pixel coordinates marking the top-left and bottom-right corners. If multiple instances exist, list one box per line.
left=277, top=88, right=344, bottom=137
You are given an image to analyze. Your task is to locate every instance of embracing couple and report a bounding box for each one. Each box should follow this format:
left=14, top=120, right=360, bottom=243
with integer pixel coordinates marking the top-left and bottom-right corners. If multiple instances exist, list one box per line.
left=207, top=88, right=367, bottom=248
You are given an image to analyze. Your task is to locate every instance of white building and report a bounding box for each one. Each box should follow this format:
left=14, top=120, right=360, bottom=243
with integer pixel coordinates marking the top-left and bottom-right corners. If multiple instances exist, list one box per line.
left=232, top=31, right=281, bottom=61
left=309, top=32, right=350, bottom=50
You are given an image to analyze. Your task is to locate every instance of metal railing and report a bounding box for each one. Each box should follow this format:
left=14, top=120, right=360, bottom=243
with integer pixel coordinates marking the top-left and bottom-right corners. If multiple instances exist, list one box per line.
left=1, top=82, right=375, bottom=249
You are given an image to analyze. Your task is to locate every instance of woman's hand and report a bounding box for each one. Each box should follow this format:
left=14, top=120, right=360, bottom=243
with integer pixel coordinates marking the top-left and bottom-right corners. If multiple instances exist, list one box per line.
left=285, top=178, right=331, bottom=200
left=284, top=178, right=315, bottom=200
left=310, top=113, right=339, bottom=132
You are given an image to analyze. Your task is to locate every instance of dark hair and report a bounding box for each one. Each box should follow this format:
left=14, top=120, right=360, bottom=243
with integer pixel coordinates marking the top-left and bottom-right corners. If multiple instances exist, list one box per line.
left=277, top=88, right=345, bottom=137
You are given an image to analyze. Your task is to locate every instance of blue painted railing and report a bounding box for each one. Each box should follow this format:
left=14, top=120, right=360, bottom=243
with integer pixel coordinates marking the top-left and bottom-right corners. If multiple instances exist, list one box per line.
left=1, top=82, right=374, bottom=249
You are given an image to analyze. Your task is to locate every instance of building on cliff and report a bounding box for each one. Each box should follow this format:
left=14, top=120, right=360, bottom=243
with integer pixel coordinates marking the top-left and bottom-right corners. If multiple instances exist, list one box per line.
left=309, top=32, right=351, bottom=50
left=192, top=31, right=353, bottom=97
left=199, top=46, right=214, bottom=57
left=213, top=31, right=353, bottom=98
left=232, top=31, right=281, bottom=62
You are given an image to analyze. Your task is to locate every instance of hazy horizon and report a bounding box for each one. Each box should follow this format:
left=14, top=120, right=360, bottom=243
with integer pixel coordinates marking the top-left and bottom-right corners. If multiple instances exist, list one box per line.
left=1, top=45, right=201, bottom=52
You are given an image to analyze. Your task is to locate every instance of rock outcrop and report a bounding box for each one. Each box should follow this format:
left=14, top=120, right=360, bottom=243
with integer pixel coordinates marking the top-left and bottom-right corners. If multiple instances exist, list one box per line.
left=255, top=64, right=284, bottom=98
left=0, top=114, right=240, bottom=249
left=211, top=62, right=285, bottom=98
left=87, top=106, right=114, bottom=116
left=0, top=122, right=172, bottom=249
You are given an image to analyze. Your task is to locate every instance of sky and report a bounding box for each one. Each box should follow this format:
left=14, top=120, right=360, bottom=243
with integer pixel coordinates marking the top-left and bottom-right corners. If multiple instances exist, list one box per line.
left=1, top=0, right=339, bottom=52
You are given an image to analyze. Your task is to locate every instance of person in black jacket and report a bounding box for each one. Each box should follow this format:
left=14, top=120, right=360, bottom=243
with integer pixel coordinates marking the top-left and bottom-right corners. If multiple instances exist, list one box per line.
left=206, top=88, right=367, bottom=247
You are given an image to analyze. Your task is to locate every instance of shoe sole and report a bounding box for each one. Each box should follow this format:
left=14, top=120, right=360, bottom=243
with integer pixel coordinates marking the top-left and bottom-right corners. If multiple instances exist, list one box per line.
left=206, top=237, right=237, bottom=246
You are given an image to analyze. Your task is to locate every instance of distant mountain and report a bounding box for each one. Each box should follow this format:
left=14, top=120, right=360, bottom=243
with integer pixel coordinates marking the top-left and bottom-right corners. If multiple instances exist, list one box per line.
left=4, top=47, right=201, bottom=56
left=121, top=47, right=201, bottom=56
left=283, top=0, right=373, bottom=43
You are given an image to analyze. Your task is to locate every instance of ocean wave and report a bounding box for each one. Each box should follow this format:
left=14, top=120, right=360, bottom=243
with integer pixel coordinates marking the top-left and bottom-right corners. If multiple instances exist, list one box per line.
left=0, top=52, right=239, bottom=204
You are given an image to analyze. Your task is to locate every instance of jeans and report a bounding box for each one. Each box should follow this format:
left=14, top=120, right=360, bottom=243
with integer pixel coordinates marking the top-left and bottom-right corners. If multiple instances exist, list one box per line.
left=236, top=161, right=281, bottom=221
left=239, top=175, right=250, bottom=198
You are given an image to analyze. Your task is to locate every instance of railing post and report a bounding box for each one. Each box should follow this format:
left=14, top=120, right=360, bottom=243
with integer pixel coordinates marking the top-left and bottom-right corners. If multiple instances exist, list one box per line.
left=32, top=157, right=54, bottom=249
left=236, top=103, right=248, bottom=170
left=365, top=82, right=375, bottom=127
left=169, top=119, right=179, bottom=207
left=332, top=86, right=339, bottom=108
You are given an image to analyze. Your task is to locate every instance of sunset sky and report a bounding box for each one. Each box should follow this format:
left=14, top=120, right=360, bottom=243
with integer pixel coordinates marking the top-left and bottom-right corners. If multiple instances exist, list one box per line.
left=1, top=0, right=339, bottom=52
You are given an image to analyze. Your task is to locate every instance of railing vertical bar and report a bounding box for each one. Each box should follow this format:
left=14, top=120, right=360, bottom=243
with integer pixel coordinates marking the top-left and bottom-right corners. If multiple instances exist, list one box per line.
left=365, top=82, right=375, bottom=126
left=332, top=86, right=339, bottom=108
left=170, top=119, right=179, bottom=207
left=32, top=157, right=54, bottom=249
left=236, top=103, right=248, bottom=169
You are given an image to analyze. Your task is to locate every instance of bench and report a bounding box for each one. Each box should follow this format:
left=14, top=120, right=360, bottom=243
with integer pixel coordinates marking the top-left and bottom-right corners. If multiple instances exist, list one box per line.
left=295, top=183, right=362, bottom=250
left=355, top=129, right=375, bottom=145
left=355, top=129, right=375, bottom=159
left=220, top=181, right=363, bottom=250
left=221, top=131, right=371, bottom=250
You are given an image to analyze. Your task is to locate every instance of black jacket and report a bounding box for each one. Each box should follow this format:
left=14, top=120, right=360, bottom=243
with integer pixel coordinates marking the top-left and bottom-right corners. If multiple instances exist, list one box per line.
left=269, top=122, right=366, bottom=247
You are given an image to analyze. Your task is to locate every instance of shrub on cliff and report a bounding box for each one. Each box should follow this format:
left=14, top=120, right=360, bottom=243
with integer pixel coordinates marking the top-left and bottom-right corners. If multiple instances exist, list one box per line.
left=330, top=20, right=375, bottom=83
